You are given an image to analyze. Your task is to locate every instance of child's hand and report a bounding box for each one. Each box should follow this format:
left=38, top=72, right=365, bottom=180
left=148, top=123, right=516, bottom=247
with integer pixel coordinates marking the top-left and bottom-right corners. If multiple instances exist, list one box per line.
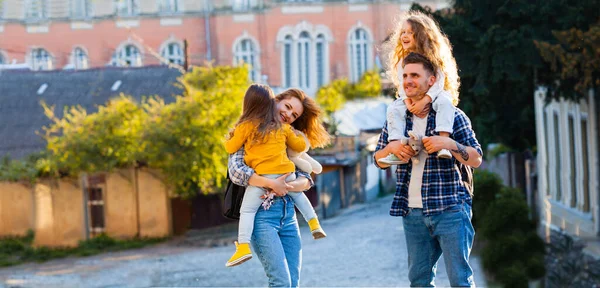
left=407, top=95, right=432, bottom=115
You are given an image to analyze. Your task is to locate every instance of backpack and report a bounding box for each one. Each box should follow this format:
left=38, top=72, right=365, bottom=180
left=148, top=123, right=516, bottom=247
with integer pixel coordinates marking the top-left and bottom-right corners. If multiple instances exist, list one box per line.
left=222, top=172, right=246, bottom=220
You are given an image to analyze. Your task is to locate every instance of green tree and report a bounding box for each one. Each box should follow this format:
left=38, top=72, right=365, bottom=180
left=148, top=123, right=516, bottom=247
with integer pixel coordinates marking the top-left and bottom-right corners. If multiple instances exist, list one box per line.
left=41, top=95, right=146, bottom=176
left=534, top=22, right=600, bottom=99
left=346, top=70, right=382, bottom=100
left=411, top=0, right=599, bottom=150
left=139, top=65, right=248, bottom=197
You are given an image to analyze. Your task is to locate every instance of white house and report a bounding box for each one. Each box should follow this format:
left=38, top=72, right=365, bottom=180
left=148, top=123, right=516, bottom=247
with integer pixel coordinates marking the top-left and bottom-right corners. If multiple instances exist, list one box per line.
left=533, top=86, right=600, bottom=256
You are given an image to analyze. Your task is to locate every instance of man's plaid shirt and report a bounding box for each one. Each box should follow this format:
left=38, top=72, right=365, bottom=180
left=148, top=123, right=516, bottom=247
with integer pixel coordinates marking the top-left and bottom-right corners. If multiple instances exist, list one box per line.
left=228, top=147, right=314, bottom=188
left=375, top=105, right=482, bottom=217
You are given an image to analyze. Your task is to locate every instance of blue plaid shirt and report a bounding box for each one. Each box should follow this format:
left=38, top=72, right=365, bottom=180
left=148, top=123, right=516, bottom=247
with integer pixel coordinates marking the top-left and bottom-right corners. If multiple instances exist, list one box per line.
left=228, top=147, right=314, bottom=189
left=375, top=107, right=482, bottom=217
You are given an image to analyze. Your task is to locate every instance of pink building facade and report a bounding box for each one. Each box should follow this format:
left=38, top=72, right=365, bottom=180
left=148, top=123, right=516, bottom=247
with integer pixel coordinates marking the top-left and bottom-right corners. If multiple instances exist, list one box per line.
left=0, top=0, right=450, bottom=94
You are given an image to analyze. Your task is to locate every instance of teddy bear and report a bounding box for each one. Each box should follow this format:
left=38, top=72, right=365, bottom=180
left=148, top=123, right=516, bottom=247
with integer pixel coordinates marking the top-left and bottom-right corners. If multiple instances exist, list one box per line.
left=287, top=131, right=323, bottom=174
left=400, top=130, right=425, bottom=164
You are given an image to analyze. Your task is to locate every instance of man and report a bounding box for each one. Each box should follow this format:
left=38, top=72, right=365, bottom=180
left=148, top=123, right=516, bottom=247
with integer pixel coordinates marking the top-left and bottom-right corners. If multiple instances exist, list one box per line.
left=374, top=52, right=482, bottom=287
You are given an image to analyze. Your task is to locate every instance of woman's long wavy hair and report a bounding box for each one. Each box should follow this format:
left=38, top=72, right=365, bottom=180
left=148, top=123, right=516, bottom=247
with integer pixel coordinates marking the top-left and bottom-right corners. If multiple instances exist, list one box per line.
left=276, top=89, right=331, bottom=149
left=228, top=84, right=280, bottom=143
left=381, top=11, right=460, bottom=105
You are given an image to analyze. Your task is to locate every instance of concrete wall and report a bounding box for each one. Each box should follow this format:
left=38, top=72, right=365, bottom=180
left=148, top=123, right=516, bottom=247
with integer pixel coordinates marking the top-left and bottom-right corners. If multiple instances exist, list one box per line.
left=105, top=169, right=138, bottom=239
left=136, top=168, right=172, bottom=238
left=33, top=178, right=86, bottom=247
left=0, top=182, right=34, bottom=237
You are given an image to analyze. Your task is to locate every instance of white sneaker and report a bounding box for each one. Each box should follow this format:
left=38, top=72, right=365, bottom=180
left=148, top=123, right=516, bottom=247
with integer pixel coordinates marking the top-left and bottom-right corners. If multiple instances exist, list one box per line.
left=437, top=149, right=452, bottom=159
left=378, top=153, right=408, bottom=165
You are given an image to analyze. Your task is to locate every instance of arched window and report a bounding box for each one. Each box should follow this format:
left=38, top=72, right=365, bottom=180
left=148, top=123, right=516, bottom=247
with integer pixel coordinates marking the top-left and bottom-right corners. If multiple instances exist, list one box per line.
left=161, top=42, right=183, bottom=65
left=72, top=47, right=89, bottom=69
left=31, top=48, right=53, bottom=70
left=234, top=38, right=260, bottom=82
left=283, top=35, right=293, bottom=87
left=315, top=34, right=327, bottom=88
left=348, top=27, right=372, bottom=82
left=278, top=24, right=332, bottom=92
left=113, top=44, right=142, bottom=67
left=297, top=31, right=311, bottom=90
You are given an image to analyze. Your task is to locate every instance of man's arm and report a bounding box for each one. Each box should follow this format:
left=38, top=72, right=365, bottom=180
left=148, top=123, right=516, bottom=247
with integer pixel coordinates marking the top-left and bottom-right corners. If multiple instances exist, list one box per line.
left=422, top=111, right=483, bottom=168
left=373, top=121, right=416, bottom=169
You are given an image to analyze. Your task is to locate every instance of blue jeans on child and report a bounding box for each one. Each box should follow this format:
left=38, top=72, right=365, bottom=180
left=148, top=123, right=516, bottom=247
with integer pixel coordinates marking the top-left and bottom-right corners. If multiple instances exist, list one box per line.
left=252, top=195, right=302, bottom=287
left=402, top=202, right=475, bottom=287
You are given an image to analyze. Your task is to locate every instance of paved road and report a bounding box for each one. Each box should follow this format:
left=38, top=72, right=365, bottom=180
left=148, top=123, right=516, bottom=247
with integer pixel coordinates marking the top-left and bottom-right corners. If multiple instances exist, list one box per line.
left=0, top=195, right=487, bottom=287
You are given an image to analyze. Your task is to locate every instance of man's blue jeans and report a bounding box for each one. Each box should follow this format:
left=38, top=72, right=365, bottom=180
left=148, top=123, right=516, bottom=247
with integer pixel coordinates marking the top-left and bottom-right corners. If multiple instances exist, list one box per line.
left=252, top=195, right=302, bottom=287
left=402, top=202, right=475, bottom=287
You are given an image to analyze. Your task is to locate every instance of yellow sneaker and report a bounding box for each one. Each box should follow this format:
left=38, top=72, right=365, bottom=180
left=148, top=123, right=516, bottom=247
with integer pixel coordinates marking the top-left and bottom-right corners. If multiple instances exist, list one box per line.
left=225, top=241, right=252, bottom=267
left=308, top=218, right=327, bottom=240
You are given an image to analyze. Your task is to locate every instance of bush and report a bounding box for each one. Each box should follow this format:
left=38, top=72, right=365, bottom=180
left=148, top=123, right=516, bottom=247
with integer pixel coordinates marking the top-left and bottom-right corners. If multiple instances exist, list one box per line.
left=479, top=188, right=546, bottom=286
left=345, top=70, right=382, bottom=100
left=472, top=170, right=504, bottom=228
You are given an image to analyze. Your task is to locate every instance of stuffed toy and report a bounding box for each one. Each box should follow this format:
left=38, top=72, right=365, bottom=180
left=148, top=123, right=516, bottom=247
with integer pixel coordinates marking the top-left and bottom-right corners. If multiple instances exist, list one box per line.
left=400, top=130, right=424, bottom=164
left=287, top=131, right=323, bottom=174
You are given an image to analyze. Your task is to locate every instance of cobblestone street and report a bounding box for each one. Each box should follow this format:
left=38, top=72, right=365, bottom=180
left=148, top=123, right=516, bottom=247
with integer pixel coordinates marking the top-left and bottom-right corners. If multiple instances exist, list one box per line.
left=0, top=195, right=487, bottom=287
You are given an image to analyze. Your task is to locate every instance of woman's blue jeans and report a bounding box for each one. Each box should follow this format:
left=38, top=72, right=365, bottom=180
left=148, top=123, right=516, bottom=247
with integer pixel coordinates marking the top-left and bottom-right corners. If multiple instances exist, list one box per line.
left=252, top=195, right=302, bottom=287
left=402, top=202, right=476, bottom=287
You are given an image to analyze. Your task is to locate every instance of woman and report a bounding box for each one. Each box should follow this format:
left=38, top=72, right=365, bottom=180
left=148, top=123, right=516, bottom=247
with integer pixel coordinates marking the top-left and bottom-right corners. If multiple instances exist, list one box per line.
left=228, top=88, right=329, bottom=287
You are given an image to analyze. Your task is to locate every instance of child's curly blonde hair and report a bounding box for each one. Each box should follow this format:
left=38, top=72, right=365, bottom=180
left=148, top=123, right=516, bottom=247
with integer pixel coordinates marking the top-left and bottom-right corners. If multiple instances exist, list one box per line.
left=382, top=11, right=460, bottom=105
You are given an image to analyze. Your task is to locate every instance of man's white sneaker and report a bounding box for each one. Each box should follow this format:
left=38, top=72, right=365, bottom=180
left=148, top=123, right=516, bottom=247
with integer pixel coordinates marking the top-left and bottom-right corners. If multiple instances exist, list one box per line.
left=437, top=149, right=452, bottom=159
left=378, top=153, right=408, bottom=165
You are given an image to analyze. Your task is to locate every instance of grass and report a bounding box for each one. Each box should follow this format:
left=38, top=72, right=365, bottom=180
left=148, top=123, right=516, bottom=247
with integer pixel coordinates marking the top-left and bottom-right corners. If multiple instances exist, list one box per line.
left=0, top=231, right=166, bottom=267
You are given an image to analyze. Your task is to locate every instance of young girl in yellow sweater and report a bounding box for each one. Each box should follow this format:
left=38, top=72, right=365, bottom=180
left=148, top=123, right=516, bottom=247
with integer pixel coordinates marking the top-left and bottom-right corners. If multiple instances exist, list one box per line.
left=224, top=84, right=327, bottom=267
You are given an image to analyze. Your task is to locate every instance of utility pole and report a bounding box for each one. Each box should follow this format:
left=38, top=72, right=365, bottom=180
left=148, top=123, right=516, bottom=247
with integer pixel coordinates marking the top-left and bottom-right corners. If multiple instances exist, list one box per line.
left=204, top=0, right=212, bottom=62
left=183, top=39, right=189, bottom=71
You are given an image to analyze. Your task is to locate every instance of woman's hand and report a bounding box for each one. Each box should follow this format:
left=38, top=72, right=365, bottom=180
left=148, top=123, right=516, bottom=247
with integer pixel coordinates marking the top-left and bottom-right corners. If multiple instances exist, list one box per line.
left=266, top=173, right=294, bottom=196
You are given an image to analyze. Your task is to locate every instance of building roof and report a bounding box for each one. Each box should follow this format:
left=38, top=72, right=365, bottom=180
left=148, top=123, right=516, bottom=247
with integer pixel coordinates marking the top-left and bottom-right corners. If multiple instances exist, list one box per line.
left=333, top=97, right=393, bottom=136
left=0, top=66, right=183, bottom=159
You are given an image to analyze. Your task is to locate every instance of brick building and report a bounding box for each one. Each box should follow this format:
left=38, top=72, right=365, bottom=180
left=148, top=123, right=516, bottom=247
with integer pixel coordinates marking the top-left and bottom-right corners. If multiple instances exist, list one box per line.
left=0, top=0, right=450, bottom=94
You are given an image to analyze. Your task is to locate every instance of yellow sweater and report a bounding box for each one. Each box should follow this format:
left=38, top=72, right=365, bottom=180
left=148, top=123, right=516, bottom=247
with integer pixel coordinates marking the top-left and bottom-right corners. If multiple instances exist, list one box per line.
left=225, top=121, right=307, bottom=174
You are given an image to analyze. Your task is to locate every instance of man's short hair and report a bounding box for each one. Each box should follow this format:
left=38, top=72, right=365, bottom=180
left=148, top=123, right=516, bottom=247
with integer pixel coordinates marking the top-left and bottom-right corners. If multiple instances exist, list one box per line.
left=402, top=52, right=436, bottom=76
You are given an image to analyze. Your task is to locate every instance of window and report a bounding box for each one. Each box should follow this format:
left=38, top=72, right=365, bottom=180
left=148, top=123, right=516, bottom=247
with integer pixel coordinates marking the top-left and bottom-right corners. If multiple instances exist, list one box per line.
left=158, top=0, right=180, bottom=13
left=553, top=113, right=562, bottom=201
left=161, top=42, right=183, bottom=65
left=72, top=47, right=89, bottom=70
left=115, top=0, right=137, bottom=16
left=25, top=0, right=46, bottom=19
left=232, top=0, right=256, bottom=11
left=297, top=32, right=311, bottom=90
left=279, top=25, right=331, bottom=90
left=581, top=118, right=590, bottom=212
left=71, top=0, right=91, bottom=18
left=112, top=44, right=142, bottom=67
left=86, top=175, right=106, bottom=237
left=316, top=34, right=326, bottom=88
left=0, top=52, right=4, bottom=65
left=283, top=35, right=293, bottom=87
left=348, top=28, right=371, bottom=82
left=234, top=38, right=260, bottom=82
left=568, top=115, right=577, bottom=207
left=31, top=48, right=52, bottom=70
